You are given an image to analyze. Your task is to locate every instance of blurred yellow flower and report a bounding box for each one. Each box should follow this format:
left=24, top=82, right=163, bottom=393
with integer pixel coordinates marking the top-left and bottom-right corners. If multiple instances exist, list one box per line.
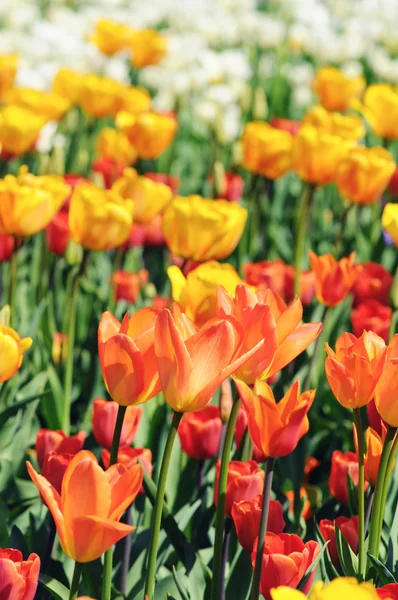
left=6, top=88, right=70, bottom=122
left=52, top=68, right=83, bottom=105
left=162, top=195, right=247, bottom=261
left=355, top=83, right=398, bottom=140
left=0, top=325, right=32, bottom=383
left=0, top=106, right=45, bottom=156
left=117, top=111, right=177, bottom=159
left=69, top=183, right=133, bottom=251
left=168, top=261, right=243, bottom=326
left=79, top=74, right=124, bottom=119
left=0, top=55, right=18, bottom=100
left=112, top=168, right=172, bottom=223
left=303, top=105, right=365, bottom=141
left=336, top=146, right=395, bottom=204
left=130, top=29, right=167, bottom=68
left=382, top=202, right=398, bottom=246
left=119, top=85, right=151, bottom=115
left=96, top=127, right=137, bottom=165
left=241, top=121, right=292, bottom=179
left=313, top=66, right=365, bottom=112
left=291, top=123, right=353, bottom=186
left=91, top=19, right=134, bottom=56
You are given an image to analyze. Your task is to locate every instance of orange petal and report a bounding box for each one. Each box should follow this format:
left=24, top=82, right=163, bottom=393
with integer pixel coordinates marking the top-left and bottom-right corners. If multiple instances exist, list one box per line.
left=98, top=312, right=121, bottom=345
left=106, top=463, right=143, bottom=521
left=101, top=334, right=146, bottom=405
left=70, top=515, right=135, bottom=562
left=275, top=297, right=303, bottom=344
left=267, top=322, right=322, bottom=377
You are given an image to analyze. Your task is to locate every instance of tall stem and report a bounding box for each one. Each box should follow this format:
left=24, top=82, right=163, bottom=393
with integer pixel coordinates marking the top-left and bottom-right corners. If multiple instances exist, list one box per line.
left=303, top=305, right=328, bottom=391
left=211, top=395, right=241, bottom=600
left=220, top=519, right=232, bottom=600
left=102, top=404, right=127, bottom=600
left=144, top=411, right=183, bottom=600
left=120, top=507, right=133, bottom=596
left=354, top=408, right=365, bottom=580
left=294, top=184, right=314, bottom=297
left=69, top=561, right=83, bottom=600
left=367, top=425, right=397, bottom=571
left=375, top=429, right=398, bottom=549
left=8, top=241, right=18, bottom=327
left=333, top=205, right=352, bottom=258
left=251, top=457, right=275, bottom=600
left=108, top=247, right=124, bottom=313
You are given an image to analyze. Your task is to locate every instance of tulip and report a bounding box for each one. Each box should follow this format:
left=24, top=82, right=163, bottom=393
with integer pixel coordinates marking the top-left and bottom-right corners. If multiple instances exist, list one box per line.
left=303, top=105, right=365, bottom=141
left=325, top=331, right=386, bottom=409
left=367, top=399, right=385, bottom=436
left=270, top=117, right=300, bottom=136
left=46, top=212, right=70, bottom=256
left=113, top=169, right=173, bottom=223
left=253, top=532, right=320, bottom=600
left=231, top=495, right=285, bottom=553
left=234, top=407, right=267, bottom=462
left=284, top=266, right=315, bottom=305
left=27, top=450, right=143, bottom=562
left=243, top=259, right=287, bottom=296
left=382, top=203, right=398, bottom=247
left=6, top=88, right=70, bottom=122
left=236, top=379, right=315, bottom=457
left=130, top=29, right=167, bottom=68
left=328, top=450, right=368, bottom=503
left=356, top=84, right=398, bottom=140
left=145, top=172, right=180, bottom=194
left=374, top=349, right=398, bottom=427
left=241, top=121, right=292, bottom=179
left=118, top=111, right=177, bottom=159
left=68, top=183, right=133, bottom=251
left=309, top=251, right=360, bottom=307
left=119, top=86, right=152, bottom=116
left=217, top=284, right=322, bottom=384
left=91, top=19, right=134, bottom=55
left=377, top=583, right=398, bottom=598
left=41, top=451, right=74, bottom=494
left=363, top=426, right=388, bottom=486
left=351, top=300, right=391, bottom=343
left=162, top=195, right=247, bottom=261
left=92, top=398, right=142, bottom=450
left=91, top=157, right=126, bottom=190
left=52, top=68, right=83, bottom=105
left=312, top=66, right=365, bottom=112
left=101, top=446, right=152, bottom=493
left=168, top=261, right=242, bottom=326
left=336, top=147, right=395, bottom=205
left=210, top=171, right=244, bottom=202
left=178, top=405, right=223, bottom=460
left=98, top=308, right=161, bottom=406
left=52, top=332, right=68, bottom=365
left=0, top=548, right=40, bottom=600
left=285, top=487, right=312, bottom=521
left=36, top=429, right=86, bottom=468
left=0, top=106, right=44, bottom=156
left=95, top=127, right=137, bottom=166
left=112, top=269, right=148, bottom=304
left=389, top=168, right=398, bottom=197
left=0, top=55, right=18, bottom=100
left=79, top=74, right=124, bottom=119
left=214, top=460, right=264, bottom=517
left=351, top=262, right=392, bottom=307
left=319, top=516, right=359, bottom=567
left=271, top=578, right=381, bottom=599
left=0, top=234, right=14, bottom=262
left=0, top=325, right=32, bottom=382
left=291, top=123, right=352, bottom=186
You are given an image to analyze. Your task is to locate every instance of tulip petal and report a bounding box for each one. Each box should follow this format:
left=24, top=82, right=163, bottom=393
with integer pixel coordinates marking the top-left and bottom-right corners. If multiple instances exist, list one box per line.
left=275, top=296, right=303, bottom=343
left=101, top=334, right=146, bottom=405
left=0, top=556, right=26, bottom=599
left=106, top=463, right=143, bottom=521
left=70, top=515, right=135, bottom=562
left=267, top=322, right=322, bottom=377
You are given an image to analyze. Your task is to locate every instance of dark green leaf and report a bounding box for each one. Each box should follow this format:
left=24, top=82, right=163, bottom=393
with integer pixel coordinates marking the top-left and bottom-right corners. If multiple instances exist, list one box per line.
left=335, top=523, right=358, bottom=577
left=368, top=554, right=396, bottom=586
left=38, top=574, right=70, bottom=600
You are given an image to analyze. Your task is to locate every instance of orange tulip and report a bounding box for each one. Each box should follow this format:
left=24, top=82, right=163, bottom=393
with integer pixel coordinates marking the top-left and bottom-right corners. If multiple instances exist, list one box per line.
left=130, top=29, right=167, bottom=68
left=309, top=251, right=360, bottom=307
left=92, top=398, right=142, bottom=450
left=27, top=450, right=142, bottom=563
left=113, top=269, right=148, bottom=304
left=312, top=66, right=365, bottom=112
left=374, top=337, right=398, bottom=426
left=118, top=111, right=177, bottom=159
left=98, top=308, right=161, bottom=406
left=101, top=447, right=152, bottom=493
left=0, top=548, right=40, bottom=600
left=231, top=495, right=285, bottom=553
left=364, top=425, right=388, bottom=486
left=325, top=331, right=386, bottom=409
left=217, top=284, right=322, bottom=384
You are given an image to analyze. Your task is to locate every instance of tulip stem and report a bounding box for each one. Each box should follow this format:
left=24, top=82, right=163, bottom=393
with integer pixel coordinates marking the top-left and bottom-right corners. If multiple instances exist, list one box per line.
left=8, top=240, right=18, bottom=327
left=62, top=252, right=89, bottom=435
left=144, top=410, right=183, bottom=600
left=102, top=403, right=127, bottom=600
left=220, top=519, right=233, bottom=600
left=69, top=561, right=83, bottom=600
left=211, top=394, right=241, bottom=600
left=375, top=429, right=398, bottom=552
left=353, top=408, right=365, bottom=580
left=294, top=184, right=315, bottom=297
left=251, top=457, right=275, bottom=600
left=108, top=247, right=124, bottom=314
left=333, top=205, right=352, bottom=258
left=367, top=425, right=396, bottom=573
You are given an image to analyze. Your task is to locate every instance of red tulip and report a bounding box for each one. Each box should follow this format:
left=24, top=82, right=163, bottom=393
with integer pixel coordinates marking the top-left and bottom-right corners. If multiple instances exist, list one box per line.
left=35, top=429, right=86, bottom=468
left=351, top=262, right=392, bottom=307
left=367, top=399, right=385, bottom=435
left=319, top=515, right=359, bottom=567
left=101, top=446, right=152, bottom=493
left=92, top=157, right=125, bottom=188
left=377, top=583, right=398, bottom=598
left=178, top=405, right=223, bottom=460
left=92, top=398, right=142, bottom=450
left=145, top=172, right=180, bottom=194
left=0, top=548, right=40, bottom=600
left=41, top=451, right=74, bottom=494
left=113, top=269, right=148, bottom=304
left=231, top=494, right=285, bottom=553
left=234, top=407, right=267, bottom=462
left=214, top=459, right=264, bottom=517
left=328, top=450, right=369, bottom=503
left=351, top=300, right=392, bottom=343
left=0, top=234, right=14, bottom=262
left=46, top=211, right=70, bottom=256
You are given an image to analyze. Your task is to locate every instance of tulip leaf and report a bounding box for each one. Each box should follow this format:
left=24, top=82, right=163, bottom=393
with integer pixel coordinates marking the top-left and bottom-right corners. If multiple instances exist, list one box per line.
left=42, top=364, right=64, bottom=429
left=172, top=566, right=191, bottom=600
left=314, top=521, right=339, bottom=583
left=368, top=554, right=396, bottom=586
left=334, top=523, right=358, bottom=577
left=38, top=574, right=70, bottom=600
left=297, top=536, right=330, bottom=591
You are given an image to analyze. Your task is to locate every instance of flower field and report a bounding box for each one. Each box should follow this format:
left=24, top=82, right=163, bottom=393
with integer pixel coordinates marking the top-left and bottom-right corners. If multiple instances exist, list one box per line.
left=2, top=0, right=398, bottom=599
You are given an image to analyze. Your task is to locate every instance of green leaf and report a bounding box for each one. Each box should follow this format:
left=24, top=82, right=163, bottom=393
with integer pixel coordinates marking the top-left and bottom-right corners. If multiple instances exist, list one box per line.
left=172, top=567, right=191, bottom=600
left=314, top=521, right=339, bottom=583
left=297, top=537, right=329, bottom=591
left=335, top=523, right=358, bottom=577
left=368, top=554, right=396, bottom=586
left=42, top=364, right=64, bottom=429
left=39, top=574, right=70, bottom=600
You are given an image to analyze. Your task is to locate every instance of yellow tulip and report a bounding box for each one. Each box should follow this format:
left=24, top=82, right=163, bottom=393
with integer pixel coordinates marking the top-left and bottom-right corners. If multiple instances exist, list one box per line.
left=6, top=88, right=70, bottom=122
left=95, top=127, right=137, bottom=165
left=68, top=183, right=133, bottom=251
left=355, top=83, right=398, bottom=140
left=91, top=19, right=134, bottom=56
left=79, top=74, right=124, bottom=119
left=303, top=105, right=365, bottom=141
left=52, top=68, right=83, bottom=105
left=291, top=123, right=353, bottom=186
left=382, top=203, right=398, bottom=246
left=241, top=121, right=292, bottom=179
left=112, top=169, right=172, bottom=223
left=336, top=146, right=395, bottom=204
left=119, top=85, right=151, bottom=115
left=271, top=578, right=380, bottom=600
left=168, top=261, right=243, bottom=326
left=0, top=325, right=32, bottom=382
left=0, top=106, right=45, bottom=156
left=117, top=111, right=177, bottom=159
left=313, top=66, right=365, bottom=112
left=0, top=55, right=18, bottom=100
left=130, top=29, right=167, bottom=68
left=162, top=195, right=247, bottom=261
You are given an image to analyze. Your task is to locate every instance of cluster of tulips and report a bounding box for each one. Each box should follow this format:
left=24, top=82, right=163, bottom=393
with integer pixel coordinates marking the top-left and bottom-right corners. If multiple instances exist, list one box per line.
left=3, top=14, right=398, bottom=600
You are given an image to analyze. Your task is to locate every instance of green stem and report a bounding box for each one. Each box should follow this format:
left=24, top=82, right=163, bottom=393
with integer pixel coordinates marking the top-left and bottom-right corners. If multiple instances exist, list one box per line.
left=211, top=394, right=241, bottom=600
left=8, top=240, right=18, bottom=327
left=144, top=411, right=183, bottom=600
left=102, top=404, right=127, bottom=600
left=333, top=205, right=352, bottom=258
left=251, top=457, right=275, bottom=600
left=62, top=253, right=89, bottom=435
left=354, top=408, right=365, bottom=580
left=294, top=184, right=315, bottom=297
left=367, top=425, right=397, bottom=571
left=303, top=305, right=328, bottom=391
left=375, top=429, right=398, bottom=551
left=69, top=561, right=83, bottom=600
left=108, top=247, right=124, bottom=313
left=240, top=427, right=254, bottom=462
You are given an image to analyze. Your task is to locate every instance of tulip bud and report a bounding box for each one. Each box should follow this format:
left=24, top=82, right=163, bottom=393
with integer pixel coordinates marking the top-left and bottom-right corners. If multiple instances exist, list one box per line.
left=220, top=378, right=233, bottom=423
left=65, top=239, right=83, bottom=266
left=0, top=549, right=40, bottom=599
